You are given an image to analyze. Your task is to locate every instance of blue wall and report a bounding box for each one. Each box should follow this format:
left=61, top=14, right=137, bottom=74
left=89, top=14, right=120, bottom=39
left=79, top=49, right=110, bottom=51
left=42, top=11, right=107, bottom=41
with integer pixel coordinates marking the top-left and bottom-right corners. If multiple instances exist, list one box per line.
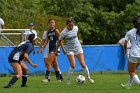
left=0, top=45, right=130, bottom=74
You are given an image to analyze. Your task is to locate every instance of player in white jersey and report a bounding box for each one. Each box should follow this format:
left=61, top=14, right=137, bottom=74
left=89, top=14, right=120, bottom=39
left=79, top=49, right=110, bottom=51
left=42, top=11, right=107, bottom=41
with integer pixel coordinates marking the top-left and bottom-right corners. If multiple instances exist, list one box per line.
left=22, top=22, right=37, bottom=41
left=55, top=17, right=94, bottom=85
left=121, top=16, right=140, bottom=89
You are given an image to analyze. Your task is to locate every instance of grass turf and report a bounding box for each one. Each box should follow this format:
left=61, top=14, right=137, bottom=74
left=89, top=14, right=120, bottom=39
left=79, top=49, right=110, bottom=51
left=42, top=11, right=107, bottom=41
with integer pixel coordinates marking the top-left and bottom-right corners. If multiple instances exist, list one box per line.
left=0, top=73, right=140, bottom=93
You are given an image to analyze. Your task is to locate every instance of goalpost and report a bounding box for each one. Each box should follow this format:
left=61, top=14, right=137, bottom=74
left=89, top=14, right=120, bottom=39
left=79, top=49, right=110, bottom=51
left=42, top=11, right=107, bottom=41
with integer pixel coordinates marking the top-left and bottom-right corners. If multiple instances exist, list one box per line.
left=0, top=29, right=41, bottom=46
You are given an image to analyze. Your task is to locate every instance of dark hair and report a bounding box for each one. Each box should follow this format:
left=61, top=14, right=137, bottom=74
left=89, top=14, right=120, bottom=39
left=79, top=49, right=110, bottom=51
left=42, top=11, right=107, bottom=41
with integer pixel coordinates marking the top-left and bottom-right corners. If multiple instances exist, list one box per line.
left=132, top=16, right=140, bottom=28
left=66, top=17, right=75, bottom=25
left=134, top=16, right=140, bottom=36
left=48, top=18, right=55, bottom=24
left=28, top=34, right=35, bottom=42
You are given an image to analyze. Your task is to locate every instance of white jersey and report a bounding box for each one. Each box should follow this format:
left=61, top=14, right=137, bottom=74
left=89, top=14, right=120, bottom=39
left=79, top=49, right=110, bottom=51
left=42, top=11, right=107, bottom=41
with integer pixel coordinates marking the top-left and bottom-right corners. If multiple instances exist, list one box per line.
left=59, top=26, right=82, bottom=52
left=23, top=29, right=37, bottom=41
left=0, top=18, right=4, bottom=32
left=125, top=28, right=140, bottom=57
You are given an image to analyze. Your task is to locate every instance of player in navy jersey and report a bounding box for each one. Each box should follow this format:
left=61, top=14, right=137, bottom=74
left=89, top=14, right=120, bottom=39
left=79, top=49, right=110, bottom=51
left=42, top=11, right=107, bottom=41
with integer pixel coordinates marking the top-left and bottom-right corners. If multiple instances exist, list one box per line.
left=38, top=19, right=65, bottom=83
left=4, top=34, right=38, bottom=88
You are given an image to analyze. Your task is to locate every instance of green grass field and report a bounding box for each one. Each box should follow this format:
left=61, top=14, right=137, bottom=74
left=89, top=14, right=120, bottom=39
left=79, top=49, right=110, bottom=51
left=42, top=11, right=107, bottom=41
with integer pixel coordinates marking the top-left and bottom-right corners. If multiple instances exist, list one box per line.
left=0, top=72, right=140, bottom=93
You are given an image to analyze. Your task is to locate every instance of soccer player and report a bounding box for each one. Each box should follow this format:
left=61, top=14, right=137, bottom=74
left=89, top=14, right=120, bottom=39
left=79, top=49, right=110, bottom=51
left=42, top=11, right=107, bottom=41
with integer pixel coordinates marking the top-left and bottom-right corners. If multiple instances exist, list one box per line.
left=22, top=22, right=37, bottom=41
left=121, top=16, right=140, bottom=89
left=38, top=19, right=64, bottom=83
left=4, top=34, right=38, bottom=88
left=55, top=17, right=94, bottom=85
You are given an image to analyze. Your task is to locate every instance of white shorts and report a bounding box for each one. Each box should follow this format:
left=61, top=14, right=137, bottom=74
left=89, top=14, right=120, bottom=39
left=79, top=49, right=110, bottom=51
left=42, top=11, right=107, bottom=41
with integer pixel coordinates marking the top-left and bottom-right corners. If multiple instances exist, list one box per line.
left=129, top=57, right=140, bottom=63
left=67, top=49, right=83, bottom=55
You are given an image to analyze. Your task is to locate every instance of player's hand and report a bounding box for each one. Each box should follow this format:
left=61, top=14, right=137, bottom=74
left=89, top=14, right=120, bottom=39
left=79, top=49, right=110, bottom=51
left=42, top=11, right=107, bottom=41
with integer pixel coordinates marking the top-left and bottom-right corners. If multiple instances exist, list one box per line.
left=55, top=51, right=58, bottom=56
left=62, top=50, right=66, bottom=55
left=31, top=64, right=38, bottom=68
left=37, top=48, right=42, bottom=54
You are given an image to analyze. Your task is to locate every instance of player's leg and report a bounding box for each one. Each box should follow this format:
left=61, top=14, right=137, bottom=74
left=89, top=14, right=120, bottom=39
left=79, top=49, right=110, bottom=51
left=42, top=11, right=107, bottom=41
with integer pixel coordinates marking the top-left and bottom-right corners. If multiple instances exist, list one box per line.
left=52, top=58, right=62, bottom=81
left=42, top=57, right=50, bottom=82
left=121, top=59, right=139, bottom=89
left=20, top=61, right=28, bottom=87
left=128, top=62, right=140, bottom=85
left=66, top=52, right=75, bottom=85
left=4, top=62, right=22, bottom=88
left=42, top=53, right=56, bottom=83
left=75, top=51, right=94, bottom=84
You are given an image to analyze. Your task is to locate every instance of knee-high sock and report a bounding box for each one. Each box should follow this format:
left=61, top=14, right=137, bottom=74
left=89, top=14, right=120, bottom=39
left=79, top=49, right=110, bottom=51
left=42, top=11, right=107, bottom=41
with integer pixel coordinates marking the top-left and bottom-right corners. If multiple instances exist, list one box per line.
left=67, top=67, right=73, bottom=81
left=45, top=70, right=51, bottom=79
left=83, top=66, right=90, bottom=79
left=7, top=75, right=18, bottom=86
left=21, top=74, right=28, bottom=86
left=132, top=74, right=140, bottom=85
left=55, top=71, right=60, bottom=80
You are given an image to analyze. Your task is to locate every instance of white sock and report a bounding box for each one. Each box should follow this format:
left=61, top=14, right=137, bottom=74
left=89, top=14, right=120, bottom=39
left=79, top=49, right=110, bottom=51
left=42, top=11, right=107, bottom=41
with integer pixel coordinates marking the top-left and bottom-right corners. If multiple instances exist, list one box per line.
left=58, top=68, right=62, bottom=74
left=83, top=66, right=91, bottom=80
left=67, top=67, right=73, bottom=81
left=127, top=76, right=133, bottom=86
left=133, top=74, right=140, bottom=85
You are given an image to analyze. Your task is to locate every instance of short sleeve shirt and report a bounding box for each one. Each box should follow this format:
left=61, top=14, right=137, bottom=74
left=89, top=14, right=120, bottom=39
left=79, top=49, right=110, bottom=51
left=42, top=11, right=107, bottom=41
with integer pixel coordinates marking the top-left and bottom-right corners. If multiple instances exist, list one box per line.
left=59, top=26, right=82, bottom=52
left=125, top=28, right=140, bottom=57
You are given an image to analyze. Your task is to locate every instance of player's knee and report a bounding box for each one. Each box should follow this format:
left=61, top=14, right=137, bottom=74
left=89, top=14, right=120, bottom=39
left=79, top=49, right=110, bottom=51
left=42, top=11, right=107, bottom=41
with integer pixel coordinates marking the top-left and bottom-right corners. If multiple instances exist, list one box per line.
left=16, top=73, right=22, bottom=78
left=23, top=67, right=28, bottom=74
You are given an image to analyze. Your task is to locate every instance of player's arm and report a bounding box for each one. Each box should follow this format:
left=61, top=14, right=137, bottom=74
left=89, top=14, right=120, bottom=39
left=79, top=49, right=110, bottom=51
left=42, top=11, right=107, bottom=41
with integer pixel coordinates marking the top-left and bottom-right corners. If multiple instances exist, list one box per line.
left=42, top=33, right=49, bottom=49
left=55, top=29, right=66, bottom=54
left=124, top=40, right=128, bottom=54
left=23, top=53, right=37, bottom=68
left=38, top=39, right=45, bottom=53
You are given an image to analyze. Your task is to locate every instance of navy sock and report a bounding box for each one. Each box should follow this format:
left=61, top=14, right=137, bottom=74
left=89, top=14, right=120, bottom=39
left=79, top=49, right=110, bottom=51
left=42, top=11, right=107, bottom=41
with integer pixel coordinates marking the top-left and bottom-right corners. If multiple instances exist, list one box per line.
left=55, top=71, right=60, bottom=80
left=7, top=75, right=18, bottom=87
left=21, top=74, right=28, bottom=86
left=45, top=70, right=50, bottom=80
left=60, top=74, right=63, bottom=80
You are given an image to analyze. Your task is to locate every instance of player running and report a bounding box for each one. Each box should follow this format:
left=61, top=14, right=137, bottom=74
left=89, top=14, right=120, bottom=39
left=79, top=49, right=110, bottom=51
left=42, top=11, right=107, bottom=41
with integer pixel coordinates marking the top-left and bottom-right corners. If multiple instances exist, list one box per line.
left=55, top=17, right=94, bottom=85
left=121, top=16, right=140, bottom=89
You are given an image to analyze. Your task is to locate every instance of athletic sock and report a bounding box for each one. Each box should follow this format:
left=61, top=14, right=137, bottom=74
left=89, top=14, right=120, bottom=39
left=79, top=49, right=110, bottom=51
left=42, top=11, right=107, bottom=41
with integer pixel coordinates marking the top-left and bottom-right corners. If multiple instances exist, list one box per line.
left=45, top=70, right=51, bottom=80
left=55, top=71, right=60, bottom=80
left=6, top=75, right=18, bottom=87
left=21, top=74, right=28, bottom=86
left=127, top=76, right=133, bottom=86
left=67, top=67, right=73, bottom=81
left=132, top=74, right=140, bottom=85
left=83, top=66, right=91, bottom=80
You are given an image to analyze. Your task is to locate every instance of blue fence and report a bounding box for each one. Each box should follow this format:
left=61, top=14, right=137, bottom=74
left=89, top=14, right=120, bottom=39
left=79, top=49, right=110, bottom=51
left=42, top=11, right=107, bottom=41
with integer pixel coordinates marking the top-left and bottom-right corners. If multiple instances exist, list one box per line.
left=0, top=45, right=131, bottom=74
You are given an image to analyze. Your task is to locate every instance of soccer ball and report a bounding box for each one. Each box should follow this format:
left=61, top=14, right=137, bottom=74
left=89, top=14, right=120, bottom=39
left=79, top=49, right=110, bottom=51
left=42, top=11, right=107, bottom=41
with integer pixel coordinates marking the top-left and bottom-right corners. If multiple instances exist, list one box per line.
left=76, top=75, right=86, bottom=84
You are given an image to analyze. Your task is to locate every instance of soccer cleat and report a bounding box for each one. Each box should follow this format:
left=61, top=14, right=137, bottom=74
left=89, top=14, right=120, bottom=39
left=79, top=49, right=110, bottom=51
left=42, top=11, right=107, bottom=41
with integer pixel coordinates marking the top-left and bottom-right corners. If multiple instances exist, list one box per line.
left=66, top=80, right=70, bottom=85
left=57, top=79, right=62, bottom=82
left=88, top=78, right=95, bottom=84
left=21, top=85, right=29, bottom=87
left=4, top=85, right=11, bottom=88
left=41, top=79, right=49, bottom=83
left=121, top=84, right=131, bottom=89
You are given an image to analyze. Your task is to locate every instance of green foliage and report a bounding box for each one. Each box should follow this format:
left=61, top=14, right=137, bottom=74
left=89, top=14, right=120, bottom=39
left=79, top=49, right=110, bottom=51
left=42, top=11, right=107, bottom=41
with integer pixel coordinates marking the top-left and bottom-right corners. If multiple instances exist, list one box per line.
left=0, top=0, right=140, bottom=44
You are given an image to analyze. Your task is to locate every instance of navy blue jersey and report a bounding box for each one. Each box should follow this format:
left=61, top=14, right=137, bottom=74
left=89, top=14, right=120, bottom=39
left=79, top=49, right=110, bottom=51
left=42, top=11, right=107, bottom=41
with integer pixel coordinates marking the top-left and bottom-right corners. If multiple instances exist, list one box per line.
left=47, top=29, right=58, bottom=53
left=8, top=41, right=34, bottom=63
